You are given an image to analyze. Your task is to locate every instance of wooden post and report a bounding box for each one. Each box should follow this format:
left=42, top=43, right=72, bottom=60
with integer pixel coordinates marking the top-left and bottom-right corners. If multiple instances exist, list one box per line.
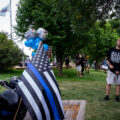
left=13, top=98, right=22, bottom=120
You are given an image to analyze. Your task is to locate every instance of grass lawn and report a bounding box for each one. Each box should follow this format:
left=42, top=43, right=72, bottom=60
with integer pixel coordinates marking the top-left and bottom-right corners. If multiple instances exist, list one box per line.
left=0, top=68, right=120, bottom=120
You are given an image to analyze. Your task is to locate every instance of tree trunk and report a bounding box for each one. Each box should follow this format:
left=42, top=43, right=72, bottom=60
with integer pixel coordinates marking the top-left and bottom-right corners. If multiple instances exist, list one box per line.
left=57, top=57, right=63, bottom=75
left=95, top=60, right=100, bottom=70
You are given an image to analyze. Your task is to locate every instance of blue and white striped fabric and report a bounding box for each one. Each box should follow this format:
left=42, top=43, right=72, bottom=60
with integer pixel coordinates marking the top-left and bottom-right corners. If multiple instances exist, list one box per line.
left=16, top=44, right=64, bottom=120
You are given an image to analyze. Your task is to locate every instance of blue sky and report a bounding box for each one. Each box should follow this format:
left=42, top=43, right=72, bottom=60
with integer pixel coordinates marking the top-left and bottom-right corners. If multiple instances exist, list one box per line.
left=0, top=0, right=32, bottom=57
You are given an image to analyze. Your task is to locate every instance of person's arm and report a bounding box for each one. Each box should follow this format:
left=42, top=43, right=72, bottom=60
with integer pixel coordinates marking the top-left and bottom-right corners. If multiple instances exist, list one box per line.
left=115, top=67, right=119, bottom=74
left=107, top=50, right=119, bottom=74
left=115, top=63, right=120, bottom=74
left=106, top=49, right=114, bottom=70
left=106, top=60, right=114, bottom=69
left=107, top=58, right=119, bottom=74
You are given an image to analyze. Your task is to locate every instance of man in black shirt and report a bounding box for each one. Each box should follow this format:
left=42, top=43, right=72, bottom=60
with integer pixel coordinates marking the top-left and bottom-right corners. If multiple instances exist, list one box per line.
left=104, top=39, right=120, bottom=102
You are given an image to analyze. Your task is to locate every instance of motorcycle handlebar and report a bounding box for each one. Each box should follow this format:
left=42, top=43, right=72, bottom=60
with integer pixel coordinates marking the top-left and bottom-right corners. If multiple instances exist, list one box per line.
left=0, top=76, right=19, bottom=89
left=0, top=80, right=6, bottom=86
left=0, top=80, right=13, bottom=90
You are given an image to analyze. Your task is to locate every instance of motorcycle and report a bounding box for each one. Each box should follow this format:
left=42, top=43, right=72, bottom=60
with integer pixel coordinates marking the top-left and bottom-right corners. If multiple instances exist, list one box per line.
left=0, top=76, right=27, bottom=120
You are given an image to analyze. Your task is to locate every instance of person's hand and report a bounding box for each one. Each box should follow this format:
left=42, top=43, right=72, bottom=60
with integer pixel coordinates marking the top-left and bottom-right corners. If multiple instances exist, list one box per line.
left=109, top=64, right=114, bottom=69
left=116, top=71, right=119, bottom=75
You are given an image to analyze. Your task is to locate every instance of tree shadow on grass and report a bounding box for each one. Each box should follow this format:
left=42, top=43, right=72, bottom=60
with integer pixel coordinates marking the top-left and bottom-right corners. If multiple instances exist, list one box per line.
left=0, top=68, right=23, bottom=74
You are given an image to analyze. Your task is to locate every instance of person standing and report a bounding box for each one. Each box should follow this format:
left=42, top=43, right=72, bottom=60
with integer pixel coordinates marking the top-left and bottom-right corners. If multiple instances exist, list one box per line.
left=75, top=54, right=82, bottom=77
left=104, top=39, right=120, bottom=102
left=81, top=55, right=85, bottom=75
left=65, top=56, right=70, bottom=69
left=85, top=59, right=90, bottom=73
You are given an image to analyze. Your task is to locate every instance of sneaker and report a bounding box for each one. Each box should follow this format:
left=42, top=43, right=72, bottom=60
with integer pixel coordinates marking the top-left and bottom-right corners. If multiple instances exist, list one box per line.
left=104, top=95, right=109, bottom=101
left=115, top=96, right=119, bottom=102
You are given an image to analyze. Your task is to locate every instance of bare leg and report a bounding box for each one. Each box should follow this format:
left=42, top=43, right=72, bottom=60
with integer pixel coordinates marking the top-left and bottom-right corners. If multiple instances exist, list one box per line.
left=80, top=71, right=82, bottom=77
left=104, top=84, right=111, bottom=100
left=106, top=84, right=111, bottom=96
left=87, top=67, right=88, bottom=73
left=77, top=71, right=79, bottom=77
left=115, top=85, right=120, bottom=102
left=116, top=85, right=120, bottom=96
left=88, top=66, right=90, bottom=73
left=85, top=66, right=86, bottom=73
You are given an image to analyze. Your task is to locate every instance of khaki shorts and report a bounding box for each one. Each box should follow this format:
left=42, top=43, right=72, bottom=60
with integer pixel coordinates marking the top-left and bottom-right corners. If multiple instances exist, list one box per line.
left=106, top=70, right=120, bottom=85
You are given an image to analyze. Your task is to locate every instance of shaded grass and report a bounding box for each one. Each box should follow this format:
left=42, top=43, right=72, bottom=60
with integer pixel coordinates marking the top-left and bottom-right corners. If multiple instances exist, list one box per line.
left=0, top=69, right=23, bottom=80
left=0, top=68, right=119, bottom=120
left=0, top=69, right=23, bottom=92
left=55, top=69, right=120, bottom=120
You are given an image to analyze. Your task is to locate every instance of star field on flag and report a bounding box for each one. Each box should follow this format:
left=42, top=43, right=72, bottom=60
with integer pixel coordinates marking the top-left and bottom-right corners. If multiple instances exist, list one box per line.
left=16, top=43, right=65, bottom=120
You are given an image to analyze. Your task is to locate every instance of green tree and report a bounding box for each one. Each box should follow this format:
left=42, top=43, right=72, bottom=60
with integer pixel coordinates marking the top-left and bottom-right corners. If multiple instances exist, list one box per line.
left=0, top=33, right=24, bottom=70
left=15, top=0, right=82, bottom=74
left=110, top=19, right=120, bottom=36
left=69, top=0, right=120, bottom=34
left=15, top=0, right=120, bottom=74
left=84, top=22, right=119, bottom=69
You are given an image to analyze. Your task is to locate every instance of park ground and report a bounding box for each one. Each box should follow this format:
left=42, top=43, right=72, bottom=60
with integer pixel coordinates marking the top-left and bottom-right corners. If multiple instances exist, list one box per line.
left=0, top=68, right=120, bottom=120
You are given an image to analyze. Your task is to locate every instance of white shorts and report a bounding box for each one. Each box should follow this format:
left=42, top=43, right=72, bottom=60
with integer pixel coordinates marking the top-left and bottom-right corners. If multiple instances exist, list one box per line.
left=76, top=66, right=81, bottom=72
left=106, top=70, right=120, bottom=85
left=102, top=65, right=108, bottom=70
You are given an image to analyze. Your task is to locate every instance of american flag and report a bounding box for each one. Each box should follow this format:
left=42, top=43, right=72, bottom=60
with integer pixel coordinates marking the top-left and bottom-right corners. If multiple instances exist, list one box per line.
left=16, top=44, right=64, bottom=120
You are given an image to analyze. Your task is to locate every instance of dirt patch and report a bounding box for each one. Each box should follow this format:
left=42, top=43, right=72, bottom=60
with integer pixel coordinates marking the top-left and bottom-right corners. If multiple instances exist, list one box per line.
left=64, top=105, right=80, bottom=120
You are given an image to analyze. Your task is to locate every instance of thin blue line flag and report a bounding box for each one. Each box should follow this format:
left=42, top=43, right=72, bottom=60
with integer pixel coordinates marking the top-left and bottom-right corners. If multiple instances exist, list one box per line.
left=16, top=44, right=65, bottom=120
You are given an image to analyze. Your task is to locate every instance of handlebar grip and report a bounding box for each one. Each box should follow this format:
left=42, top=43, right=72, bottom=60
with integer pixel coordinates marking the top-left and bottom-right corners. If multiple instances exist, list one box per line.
left=0, top=81, right=5, bottom=86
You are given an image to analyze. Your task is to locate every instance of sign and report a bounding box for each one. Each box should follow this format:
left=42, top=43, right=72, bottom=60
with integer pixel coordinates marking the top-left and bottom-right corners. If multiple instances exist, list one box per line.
left=47, top=46, right=52, bottom=58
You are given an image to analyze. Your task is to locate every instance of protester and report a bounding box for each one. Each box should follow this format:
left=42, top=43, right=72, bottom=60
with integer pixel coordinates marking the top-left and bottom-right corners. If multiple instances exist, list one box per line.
left=81, top=55, right=85, bottom=75
left=104, top=38, right=120, bottom=102
left=75, top=54, right=82, bottom=77
left=65, top=56, right=70, bottom=69
left=85, top=59, right=90, bottom=73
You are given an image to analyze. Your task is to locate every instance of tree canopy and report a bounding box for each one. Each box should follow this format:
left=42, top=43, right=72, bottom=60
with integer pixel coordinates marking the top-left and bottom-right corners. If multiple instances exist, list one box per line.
left=15, top=0, right=120, bottom=73
left=0, top=33, right=24, bottom=70
left=83, top=22, right=119, bottom=68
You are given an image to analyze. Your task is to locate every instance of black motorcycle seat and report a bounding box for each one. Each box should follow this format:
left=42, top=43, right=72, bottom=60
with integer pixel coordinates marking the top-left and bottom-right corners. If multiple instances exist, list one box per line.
left=0, top=89, right=19, bottom=105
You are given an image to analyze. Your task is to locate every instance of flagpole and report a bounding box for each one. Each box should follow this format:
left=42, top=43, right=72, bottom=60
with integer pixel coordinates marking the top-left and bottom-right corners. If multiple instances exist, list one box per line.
left=10, top=0, right=12, bottom=39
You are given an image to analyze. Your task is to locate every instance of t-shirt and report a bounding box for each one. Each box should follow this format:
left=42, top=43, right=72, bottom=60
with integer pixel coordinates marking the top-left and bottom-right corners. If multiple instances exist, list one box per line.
left=107, top=48, right=120, bottom=73
left=75, top=56, right=82, bottom=66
